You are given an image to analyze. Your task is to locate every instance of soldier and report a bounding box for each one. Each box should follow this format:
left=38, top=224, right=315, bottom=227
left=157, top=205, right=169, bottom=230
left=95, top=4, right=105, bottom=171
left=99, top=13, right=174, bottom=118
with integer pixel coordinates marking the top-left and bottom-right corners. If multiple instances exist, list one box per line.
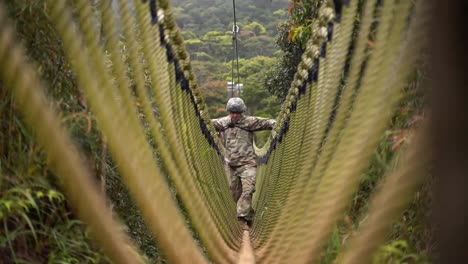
left=212, top=97, right=276, bottom=226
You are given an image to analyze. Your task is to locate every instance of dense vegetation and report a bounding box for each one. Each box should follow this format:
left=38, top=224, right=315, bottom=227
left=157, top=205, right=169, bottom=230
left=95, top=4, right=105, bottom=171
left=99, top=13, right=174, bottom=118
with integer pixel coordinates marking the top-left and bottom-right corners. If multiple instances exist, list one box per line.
left=172, top=0, right=288, bottom=121
left=0, top=1, right=160, bottom=262
left=0, top=1, right=110, bottom=262
left=331, top=71, right=433, bottom=264
left=0, top=0, right=432, bottom=263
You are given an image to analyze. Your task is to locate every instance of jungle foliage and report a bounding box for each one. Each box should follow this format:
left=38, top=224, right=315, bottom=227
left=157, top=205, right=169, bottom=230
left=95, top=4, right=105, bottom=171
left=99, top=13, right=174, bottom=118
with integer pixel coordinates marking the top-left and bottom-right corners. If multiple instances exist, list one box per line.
left=0, top=0, right=161, bottom=262
left=173, top=0, right=288, bottom=121
left=0, top=1, right=110, bottom=263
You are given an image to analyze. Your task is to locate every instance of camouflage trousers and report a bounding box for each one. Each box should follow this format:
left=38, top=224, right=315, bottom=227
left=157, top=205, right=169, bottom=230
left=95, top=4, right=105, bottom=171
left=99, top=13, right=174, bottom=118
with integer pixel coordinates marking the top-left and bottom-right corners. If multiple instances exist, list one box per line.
left=225, top=163, right=257, bottom=221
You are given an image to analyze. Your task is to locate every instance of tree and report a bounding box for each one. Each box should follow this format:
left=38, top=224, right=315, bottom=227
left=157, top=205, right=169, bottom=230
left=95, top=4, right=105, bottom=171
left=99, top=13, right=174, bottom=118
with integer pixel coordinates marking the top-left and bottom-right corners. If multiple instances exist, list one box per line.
left=244, top=21, right=267, bottom=36
left=201, top=80, right=229, bottom=117
left=261, top=0, right=323, bottom=101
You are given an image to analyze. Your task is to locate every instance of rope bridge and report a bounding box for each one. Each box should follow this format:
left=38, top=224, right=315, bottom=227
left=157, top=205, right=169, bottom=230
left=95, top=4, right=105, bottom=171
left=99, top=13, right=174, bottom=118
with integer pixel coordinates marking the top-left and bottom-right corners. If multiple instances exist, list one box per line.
left=0, top=0, right=430, bottom=263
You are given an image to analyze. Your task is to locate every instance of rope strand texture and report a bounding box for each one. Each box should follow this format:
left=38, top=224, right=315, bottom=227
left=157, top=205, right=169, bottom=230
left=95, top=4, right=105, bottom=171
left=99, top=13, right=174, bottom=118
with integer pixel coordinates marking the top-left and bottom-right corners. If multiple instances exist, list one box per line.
left=0, top=4, right=144, bottom=263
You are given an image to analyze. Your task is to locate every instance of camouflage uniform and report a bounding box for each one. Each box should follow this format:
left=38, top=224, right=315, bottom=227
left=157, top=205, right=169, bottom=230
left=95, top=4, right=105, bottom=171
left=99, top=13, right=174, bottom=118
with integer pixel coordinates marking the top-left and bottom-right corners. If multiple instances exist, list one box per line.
left=212, top=110, right=276, bottom=221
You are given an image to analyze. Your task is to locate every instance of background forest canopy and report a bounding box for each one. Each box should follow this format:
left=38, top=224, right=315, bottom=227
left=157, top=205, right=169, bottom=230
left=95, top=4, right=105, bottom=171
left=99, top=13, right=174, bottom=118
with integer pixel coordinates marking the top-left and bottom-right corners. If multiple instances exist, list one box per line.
left=172, top=0, right=290, bottom=120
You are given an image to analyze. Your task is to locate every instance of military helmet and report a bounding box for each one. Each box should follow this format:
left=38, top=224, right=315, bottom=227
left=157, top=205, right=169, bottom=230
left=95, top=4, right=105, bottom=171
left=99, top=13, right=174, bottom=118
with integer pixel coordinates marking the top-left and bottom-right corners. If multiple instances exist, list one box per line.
left=226, top=97, right=246, bottom=113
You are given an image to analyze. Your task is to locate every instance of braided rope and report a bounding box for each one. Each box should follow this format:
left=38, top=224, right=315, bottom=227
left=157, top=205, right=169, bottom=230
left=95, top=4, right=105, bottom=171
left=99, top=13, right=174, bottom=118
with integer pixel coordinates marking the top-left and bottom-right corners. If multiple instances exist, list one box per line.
left=46, top=0, right=207, bottom=262
left=281, top=1, right=418, bottom=262
left=0, top=4, right=144, bottom=263
left=336, top=2, right=431, bottom=262
left=132, top=1, right=238, bottom=261
left=112, top=0, right=237, bottom=258
left=254, top=1, right=356, bottom=261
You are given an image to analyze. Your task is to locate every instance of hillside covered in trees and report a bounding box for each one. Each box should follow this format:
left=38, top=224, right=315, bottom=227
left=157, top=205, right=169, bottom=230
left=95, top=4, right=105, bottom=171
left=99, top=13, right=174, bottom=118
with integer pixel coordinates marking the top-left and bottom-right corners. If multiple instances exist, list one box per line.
left=172, top=0, right=289, bottom=120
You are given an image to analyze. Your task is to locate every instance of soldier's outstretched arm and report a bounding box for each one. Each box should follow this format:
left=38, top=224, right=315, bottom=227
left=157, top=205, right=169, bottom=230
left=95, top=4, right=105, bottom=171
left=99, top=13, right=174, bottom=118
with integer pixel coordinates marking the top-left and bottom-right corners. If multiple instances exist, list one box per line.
left=211, top=116, right=231, bottom=131
left=211, top=118, right=223, bottom=131
left=246, top=116, right=277, bottom=131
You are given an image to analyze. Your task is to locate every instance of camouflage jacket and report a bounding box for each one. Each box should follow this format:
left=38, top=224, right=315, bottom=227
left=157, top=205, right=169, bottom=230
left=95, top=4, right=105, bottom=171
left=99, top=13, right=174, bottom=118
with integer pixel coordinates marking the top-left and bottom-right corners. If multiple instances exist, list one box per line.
left=212, top=115, right=276, bottom=166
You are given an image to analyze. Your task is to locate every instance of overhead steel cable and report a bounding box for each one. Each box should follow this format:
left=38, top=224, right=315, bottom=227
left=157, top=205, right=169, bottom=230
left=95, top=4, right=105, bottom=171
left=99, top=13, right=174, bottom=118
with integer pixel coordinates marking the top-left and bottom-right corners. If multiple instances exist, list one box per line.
left=231, top=0, right=241, bottom=97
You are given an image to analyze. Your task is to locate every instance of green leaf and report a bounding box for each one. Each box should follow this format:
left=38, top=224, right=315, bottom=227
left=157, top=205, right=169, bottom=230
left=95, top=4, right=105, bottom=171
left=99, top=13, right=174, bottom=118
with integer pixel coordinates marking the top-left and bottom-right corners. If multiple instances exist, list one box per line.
left=19, top=212, right=38, bottom=244
left=47, top=190, right=65, bottom=202
left=2, top=200, right=13, bottom=212
left=36, top=191, right=44, bottom=198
